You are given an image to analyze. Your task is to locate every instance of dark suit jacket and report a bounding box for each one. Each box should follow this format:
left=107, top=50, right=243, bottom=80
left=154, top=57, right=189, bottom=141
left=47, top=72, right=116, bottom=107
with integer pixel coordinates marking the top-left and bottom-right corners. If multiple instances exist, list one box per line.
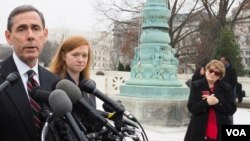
left=222, top=65, right=237, bottom=90
left=0, top=56, right=60, bottom=141
left=184, top=78, right=236, bottom=141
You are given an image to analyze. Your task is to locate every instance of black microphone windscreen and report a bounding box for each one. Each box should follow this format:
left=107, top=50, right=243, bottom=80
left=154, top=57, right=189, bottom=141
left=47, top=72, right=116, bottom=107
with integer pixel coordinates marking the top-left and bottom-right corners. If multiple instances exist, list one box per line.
left=30, top=86, right=50, bottom=103
left=55, top=79, right=82, bottom=104
left=51, top=79, right=61, bottom=90
left=102, top=102, right=114, bottom=113
left=79, top=79, right=96, bottom=93
left=6, top=72, right=19, bottom=85
left=49, top=89, right=72, bottom=116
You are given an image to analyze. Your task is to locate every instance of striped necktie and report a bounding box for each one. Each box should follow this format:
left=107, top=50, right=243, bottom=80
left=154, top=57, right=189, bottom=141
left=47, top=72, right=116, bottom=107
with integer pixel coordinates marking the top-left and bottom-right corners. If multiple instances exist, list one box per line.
left=27, top=70, right=42, bottom=129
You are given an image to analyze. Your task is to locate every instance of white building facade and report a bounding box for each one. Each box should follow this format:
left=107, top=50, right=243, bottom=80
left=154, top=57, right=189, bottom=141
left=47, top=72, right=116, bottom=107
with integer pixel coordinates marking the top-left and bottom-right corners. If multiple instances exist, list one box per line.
left=233, top=3, right=250, bottom=70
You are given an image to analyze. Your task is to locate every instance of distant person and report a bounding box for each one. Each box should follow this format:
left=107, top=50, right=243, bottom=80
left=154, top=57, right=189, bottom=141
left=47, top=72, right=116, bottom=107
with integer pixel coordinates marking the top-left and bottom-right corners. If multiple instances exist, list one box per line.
left=220, top=56, right=237, bottom=96
left=236, top=82, right=245, bottom=103
left=184, top=60, right=236, bottom=141
left=191, top=66, right=205, bottom=82
left=0, top=5, right=60, bottom=141
left=220, top=56, right=237, bottom=124
left=185, top=66, right=205, bottom=88
left=49, top=35, right=96, bottom=132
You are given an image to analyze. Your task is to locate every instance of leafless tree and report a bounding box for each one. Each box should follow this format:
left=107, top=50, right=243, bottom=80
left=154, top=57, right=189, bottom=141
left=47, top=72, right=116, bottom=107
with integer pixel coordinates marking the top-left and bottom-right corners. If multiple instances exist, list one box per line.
left=39, top=41, right=59, bottom=67
left=168, top=0, right=205, bottom=67
left=92, top=0, right=203, bottom=66
left=91, top=0, right=250, bottom=68
left=0, top=45, right=12, bottom=60
left=196, top=0, right=249, bottom=65
left=90, top=0, right=143, bottom=67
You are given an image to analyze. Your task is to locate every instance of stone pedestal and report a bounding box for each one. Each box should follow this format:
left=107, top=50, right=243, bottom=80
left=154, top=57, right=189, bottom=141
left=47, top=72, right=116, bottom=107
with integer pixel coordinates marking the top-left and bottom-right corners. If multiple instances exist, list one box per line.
left=114, top=84, right=190, bottom=126
left=112, top=93, right=190, bottom=126
left=120, top=85, right=188, bottom=99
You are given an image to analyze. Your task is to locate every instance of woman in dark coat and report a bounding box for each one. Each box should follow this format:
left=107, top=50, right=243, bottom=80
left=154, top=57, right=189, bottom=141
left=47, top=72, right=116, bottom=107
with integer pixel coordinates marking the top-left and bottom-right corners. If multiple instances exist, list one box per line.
left=184, top=60, right=236, bottom=141
left=191, top=66, right=205, bottom=82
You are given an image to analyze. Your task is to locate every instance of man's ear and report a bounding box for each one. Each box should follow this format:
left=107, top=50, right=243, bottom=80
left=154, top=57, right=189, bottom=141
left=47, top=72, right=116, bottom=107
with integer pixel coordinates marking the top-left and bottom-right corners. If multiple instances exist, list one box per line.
left=5, top=30, right=12, bottom=45
left=44, top=28, right=48, bottom=41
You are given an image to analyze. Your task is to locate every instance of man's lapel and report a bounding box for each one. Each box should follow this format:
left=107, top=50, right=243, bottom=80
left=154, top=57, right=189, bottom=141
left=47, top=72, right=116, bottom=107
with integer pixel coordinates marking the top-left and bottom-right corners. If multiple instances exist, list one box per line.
left=1, top=56, right=38, bottom=140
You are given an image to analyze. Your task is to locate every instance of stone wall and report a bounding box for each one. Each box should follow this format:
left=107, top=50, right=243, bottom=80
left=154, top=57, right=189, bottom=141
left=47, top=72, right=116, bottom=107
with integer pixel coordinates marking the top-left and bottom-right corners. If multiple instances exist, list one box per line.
left=91, top=71, right=250, bottom=98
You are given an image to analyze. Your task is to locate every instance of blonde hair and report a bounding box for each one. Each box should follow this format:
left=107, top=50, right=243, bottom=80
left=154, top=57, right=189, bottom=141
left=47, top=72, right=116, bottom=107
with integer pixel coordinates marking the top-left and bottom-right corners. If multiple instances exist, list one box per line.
left=49, top=35, right=92, bottom=79
left=205, top=60, right=225, bottom=79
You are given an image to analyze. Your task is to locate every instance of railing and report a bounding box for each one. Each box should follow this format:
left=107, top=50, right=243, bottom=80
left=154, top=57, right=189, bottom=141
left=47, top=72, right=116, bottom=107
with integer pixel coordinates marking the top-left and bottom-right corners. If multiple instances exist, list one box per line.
left=90, top=70, right=250, bottom=97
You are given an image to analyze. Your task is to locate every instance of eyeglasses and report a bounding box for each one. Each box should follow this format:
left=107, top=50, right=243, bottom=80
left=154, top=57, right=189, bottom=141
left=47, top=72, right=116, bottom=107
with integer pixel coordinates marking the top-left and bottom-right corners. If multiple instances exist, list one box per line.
left=208, top=69, right=221, bottom=76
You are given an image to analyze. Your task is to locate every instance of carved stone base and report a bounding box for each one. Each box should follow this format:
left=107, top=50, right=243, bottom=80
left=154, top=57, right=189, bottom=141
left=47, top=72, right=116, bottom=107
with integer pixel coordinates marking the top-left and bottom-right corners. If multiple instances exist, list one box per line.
left=111, top=95, right=190, bottom=126
left=120, top=85, right=189, bottom=99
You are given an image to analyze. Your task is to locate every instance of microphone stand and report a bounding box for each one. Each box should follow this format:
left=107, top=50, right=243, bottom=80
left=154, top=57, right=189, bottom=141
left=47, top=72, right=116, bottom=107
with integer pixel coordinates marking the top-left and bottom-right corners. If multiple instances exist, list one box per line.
left=41, top=112, right=54, bottom=141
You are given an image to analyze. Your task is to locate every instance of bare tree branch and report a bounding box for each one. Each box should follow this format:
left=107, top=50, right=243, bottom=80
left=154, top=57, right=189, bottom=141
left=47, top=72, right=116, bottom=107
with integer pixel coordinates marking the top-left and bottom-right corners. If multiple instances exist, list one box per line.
left=231, top=0, right=249, bottom=24
left=91, top=0, right=250, bottom=68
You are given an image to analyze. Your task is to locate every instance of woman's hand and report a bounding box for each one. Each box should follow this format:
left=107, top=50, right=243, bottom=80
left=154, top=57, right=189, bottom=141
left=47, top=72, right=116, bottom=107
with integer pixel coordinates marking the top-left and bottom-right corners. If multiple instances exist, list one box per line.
left=203, top=94, right=219, bottom=105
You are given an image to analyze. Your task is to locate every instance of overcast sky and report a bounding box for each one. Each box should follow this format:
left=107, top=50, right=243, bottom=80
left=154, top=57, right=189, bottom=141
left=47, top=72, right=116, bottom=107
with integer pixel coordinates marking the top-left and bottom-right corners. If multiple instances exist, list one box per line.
left=0, top=0, right=104, bottom=44
left=0, top=0, right=241, bottom=44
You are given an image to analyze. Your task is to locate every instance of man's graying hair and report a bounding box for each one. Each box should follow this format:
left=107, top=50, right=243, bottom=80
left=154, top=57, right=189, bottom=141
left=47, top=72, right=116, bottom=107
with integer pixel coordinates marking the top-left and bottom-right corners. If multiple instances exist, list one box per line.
left=7, top=5, right=45, bottom=32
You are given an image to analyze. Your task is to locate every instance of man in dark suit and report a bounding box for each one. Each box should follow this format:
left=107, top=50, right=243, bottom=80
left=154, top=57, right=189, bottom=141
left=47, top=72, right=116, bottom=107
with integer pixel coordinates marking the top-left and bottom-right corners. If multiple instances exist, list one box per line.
left=220, top=56, right=237, bottom=125
left=0, top=5, right=60, bottom=141
left=220, top=56, right=238, bottom=96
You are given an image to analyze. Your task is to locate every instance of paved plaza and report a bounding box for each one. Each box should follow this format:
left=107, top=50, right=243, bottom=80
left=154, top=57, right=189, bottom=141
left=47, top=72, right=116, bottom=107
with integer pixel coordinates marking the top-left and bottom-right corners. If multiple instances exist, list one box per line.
left=96, top=98, right=250, bottom=141
left=143, top=107, right=250, bottom=141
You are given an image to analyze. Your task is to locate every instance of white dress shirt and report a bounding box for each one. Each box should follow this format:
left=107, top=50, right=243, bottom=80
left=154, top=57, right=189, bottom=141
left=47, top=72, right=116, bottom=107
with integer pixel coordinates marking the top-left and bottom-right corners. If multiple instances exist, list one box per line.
left=12, top=52, right=40, bottom=98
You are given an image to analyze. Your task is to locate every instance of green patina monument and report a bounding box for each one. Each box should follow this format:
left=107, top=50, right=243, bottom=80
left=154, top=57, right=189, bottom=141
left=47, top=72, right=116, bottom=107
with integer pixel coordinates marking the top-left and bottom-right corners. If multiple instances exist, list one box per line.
left=114, top=0, right=190, bottom=125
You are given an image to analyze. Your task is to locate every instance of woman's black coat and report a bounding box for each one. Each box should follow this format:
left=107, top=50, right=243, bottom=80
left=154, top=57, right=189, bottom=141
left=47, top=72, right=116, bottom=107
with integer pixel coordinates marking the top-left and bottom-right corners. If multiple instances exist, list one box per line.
left=65, top=73, right=97, bottom=132
left=184, top=78, right=236, bottom=141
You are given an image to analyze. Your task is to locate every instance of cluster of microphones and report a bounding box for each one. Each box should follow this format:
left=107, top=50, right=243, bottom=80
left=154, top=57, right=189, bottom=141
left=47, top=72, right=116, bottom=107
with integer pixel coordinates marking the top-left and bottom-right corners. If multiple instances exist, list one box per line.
left=0, top=72, right=148, bottom=141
